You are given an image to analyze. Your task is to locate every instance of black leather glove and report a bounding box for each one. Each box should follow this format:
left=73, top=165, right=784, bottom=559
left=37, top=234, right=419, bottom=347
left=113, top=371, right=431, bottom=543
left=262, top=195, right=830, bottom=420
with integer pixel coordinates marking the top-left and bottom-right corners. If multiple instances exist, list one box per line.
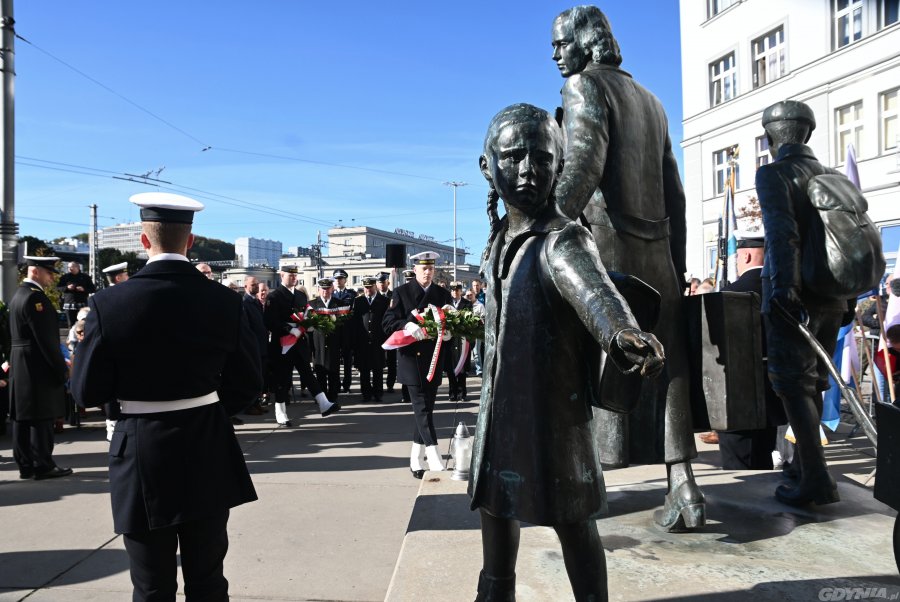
left=615, top=329, right=665, bottom=378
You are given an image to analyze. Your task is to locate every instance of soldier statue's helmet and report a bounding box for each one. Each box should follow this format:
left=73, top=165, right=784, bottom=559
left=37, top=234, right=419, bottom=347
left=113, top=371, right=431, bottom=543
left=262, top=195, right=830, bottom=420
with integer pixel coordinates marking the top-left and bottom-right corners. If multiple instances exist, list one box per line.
left=761, top=100, right=816, bottom=133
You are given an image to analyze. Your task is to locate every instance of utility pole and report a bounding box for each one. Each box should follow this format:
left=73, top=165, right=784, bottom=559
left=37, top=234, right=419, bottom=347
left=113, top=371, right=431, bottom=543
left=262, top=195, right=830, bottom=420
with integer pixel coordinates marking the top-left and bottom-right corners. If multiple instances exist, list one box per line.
left=0, top=0, right=17, bottom=301
left=443, top=181, right=467, bottom=281
left=89, top=204, right=98, bottom=286
left=316, top=230, right=323, bottom=279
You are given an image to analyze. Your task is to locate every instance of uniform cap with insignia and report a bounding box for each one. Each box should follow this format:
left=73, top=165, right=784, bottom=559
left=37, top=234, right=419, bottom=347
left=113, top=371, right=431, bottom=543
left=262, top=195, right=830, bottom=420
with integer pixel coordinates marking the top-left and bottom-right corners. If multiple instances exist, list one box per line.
left=332, top=269, right=349, bottom=279
left=449, top=281, right=464, bottom=289
left=376, top=272, right=390, bottom=283
left=410, top=251, right=439, bottom=265
left=102, top=262, right=129, bottom=276
left=130, top=192, right=204, bottom=224
left=280, top=265, right=298, bottom=274
left=402, top=269, right=415, bottom=280
left=23, top=255, right=61, bottom=274
left=362, top=276, right=377, bottom=286
left=318, top=277, right=334, bottom=288
left=735, top=228, right=765, bottom=249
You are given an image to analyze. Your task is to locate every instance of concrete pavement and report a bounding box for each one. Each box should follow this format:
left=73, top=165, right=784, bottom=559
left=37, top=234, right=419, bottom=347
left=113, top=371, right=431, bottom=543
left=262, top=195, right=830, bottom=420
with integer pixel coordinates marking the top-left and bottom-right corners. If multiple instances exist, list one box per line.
left=0, top=381, right=481, bottom=601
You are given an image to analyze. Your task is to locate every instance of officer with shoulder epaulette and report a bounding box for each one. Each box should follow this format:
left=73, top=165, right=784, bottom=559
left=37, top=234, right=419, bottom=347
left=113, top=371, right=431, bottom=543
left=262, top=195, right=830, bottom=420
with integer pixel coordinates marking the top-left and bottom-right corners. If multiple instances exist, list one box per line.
left=10, top=256, right=72, bottom=480
left=71, top=192, right=262, bottom=599
left=352, top=276, right=390, bottom=401
left=331, top=269, right=357, bottom=392
left=756, top=100, right=854, bottom=507
left=383, top=252, right=453, bottom=477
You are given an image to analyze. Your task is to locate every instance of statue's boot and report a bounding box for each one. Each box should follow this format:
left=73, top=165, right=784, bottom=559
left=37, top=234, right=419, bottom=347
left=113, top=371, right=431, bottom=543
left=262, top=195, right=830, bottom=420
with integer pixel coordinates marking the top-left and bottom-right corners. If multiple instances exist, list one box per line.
left=775, top=442, right=838, bottom=506
left=475, top=571, right=515, bottom=602
left=654, top=461, right=705, bottom=532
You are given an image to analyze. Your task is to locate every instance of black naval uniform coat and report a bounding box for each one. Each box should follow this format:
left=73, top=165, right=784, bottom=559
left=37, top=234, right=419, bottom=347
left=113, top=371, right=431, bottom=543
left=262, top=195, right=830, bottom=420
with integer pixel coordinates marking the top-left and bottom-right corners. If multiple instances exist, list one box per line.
left=9, top=280, right=67, bottom=421
left=351, top=293, right=389, bottom=396
left=382, top=281, right=453, bottom=389
left=243, top=292, right=267, bottom=364
left=308, top=297, right=348, bottom=370
left=71, top=259, right=261, bottom=534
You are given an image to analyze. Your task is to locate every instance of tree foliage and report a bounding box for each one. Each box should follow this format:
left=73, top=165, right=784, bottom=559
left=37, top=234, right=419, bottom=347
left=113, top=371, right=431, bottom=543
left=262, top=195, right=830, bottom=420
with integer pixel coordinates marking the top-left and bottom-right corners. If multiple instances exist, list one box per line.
left=189, top=236, right=235, bottom=262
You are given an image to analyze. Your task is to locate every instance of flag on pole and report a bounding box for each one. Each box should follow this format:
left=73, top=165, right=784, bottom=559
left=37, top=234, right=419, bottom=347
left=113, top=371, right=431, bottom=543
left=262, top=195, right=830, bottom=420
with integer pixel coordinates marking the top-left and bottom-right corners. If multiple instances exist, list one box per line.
left=845, top=143, right=860, bottom=188
left=715, top=159, right=738, bottom=290
left=822, top=321, right=859, bottom=431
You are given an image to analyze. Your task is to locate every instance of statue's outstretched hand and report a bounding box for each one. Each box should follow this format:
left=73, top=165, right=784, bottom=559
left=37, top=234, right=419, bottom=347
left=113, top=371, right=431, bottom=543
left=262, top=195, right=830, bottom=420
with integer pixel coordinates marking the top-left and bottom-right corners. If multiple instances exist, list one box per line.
left=615, top=329, right=665, bottom=378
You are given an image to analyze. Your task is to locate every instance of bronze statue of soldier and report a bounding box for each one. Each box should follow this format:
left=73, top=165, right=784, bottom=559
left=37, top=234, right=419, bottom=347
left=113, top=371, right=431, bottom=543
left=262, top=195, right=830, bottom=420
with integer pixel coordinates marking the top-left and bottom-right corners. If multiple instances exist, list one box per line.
left=550, top=5, right=703, bottom=530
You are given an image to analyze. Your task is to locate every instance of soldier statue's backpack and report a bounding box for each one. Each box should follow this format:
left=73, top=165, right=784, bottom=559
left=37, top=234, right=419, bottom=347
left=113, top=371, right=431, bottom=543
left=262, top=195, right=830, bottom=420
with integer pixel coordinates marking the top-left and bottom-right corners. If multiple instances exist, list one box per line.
left=802, top=173, right=885, bottom=298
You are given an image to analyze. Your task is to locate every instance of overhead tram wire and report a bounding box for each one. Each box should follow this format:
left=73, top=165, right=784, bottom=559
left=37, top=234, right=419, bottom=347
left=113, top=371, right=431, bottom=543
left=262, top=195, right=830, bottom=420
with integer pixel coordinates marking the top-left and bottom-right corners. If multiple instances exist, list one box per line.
left=16, top=157, right=337, bottom=228
left=16, top=32, right=478, bottom=189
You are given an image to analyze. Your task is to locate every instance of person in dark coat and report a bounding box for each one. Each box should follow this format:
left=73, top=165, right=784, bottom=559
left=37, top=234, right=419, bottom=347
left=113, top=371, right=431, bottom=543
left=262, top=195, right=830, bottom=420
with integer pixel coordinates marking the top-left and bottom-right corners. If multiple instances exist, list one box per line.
left=70, top=193, right=262, bottom=600
left=383, top=252, right=454, bottom=476
left=550, top=6, right=701, bottom=531
left=57, top=261, right=95, bottom=327
left=756, top=100, right=853, bottom=506
left=0, top=298, right=11, bottom=435
left=444, top=281, right=473, bottom=401
left=10, top=256, right=71, bottom=480
left=309, top=278, right=350, bottom=402
left=242, top=276, right=268, bottom=416
left=376, top=273, right=398, bottom=392
left=332, top=269, right=357, bottom=392
left=718, top=232, right=787, bottom=470
left=264, top=268, right=338, bottom=427
left=352, top=276, right=389, bottom=402
left=469, top=103, right=665, bottom=601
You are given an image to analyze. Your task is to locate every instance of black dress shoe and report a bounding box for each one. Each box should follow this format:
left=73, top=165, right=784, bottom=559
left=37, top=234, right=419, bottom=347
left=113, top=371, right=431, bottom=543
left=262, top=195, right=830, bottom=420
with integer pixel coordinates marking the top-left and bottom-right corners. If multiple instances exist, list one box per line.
left=374, top=396, right=383, bottom=402
left=321, top=403, right=341, bottom=417
left=410, top=468, right=425, bottom=479
left=278, top=420, right=293, bottom=428
left=19, top=469, right=34, bottom=480
left=34, top=466, right=73, bottom=480
left=775, top=473, right=839, bottom=506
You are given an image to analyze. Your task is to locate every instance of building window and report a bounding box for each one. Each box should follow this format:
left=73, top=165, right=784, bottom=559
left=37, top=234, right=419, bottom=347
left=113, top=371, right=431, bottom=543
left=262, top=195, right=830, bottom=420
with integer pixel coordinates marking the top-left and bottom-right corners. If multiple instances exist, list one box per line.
left=834, top=0, right=864, bottom=48
left=756, top=136, right=770, bottom=169
left=882, top=88, right=899, bottom=153
left=880, top=0, right=900, bottom=27
left=836, top=101, right=864, bottom=163
left=707, top=0, right=736, bottom=19
left=709, top=53, right=737, bottom=107
left=713, top=147, right=739, bottom=195
left=752, top=26, right=785, bottom=88
left=705, top=245, right=718, bottom=279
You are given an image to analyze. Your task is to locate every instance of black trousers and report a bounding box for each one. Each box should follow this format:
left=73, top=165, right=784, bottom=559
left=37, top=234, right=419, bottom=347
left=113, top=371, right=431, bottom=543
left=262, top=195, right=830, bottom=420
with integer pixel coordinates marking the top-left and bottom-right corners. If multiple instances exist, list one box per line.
left=386, top=349, right=397, bottom=389
left=446, top=366, right=467, bottom=399
left=13, top=419, right=55, bottom=472
left=314, top=364, right=341, bottom=401
left=339, top=332, right=354, bottom=391
left=123, top=510, right=230, bottom=602
left=274, top=342, right=321, bottom=403
left=408, top=383, right=438, bottom=446
left=719, top=427, right=777, bottom=470
left=357, top=343, right=385, bottom=399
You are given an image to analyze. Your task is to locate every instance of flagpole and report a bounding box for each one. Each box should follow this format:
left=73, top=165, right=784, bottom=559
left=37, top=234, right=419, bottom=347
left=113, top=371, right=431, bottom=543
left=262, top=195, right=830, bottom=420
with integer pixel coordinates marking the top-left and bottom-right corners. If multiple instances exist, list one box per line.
left=715, top=146, right=739, bottom=291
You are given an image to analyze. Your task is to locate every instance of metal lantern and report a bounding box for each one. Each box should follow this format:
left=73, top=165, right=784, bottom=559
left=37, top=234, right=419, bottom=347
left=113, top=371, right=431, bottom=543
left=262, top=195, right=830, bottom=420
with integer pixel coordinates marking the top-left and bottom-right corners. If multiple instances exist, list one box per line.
left=451, top=421, right=472, bottom=481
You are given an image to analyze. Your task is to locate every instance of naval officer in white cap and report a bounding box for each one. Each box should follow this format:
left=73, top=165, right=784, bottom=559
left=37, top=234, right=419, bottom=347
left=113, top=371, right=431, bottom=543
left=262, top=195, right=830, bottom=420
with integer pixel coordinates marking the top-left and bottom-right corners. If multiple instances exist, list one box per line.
left=102, top=261, right=130, bottom=286
left=72, top=192, right=261, bottom=600
left=383, top=251, right=453, bottom=477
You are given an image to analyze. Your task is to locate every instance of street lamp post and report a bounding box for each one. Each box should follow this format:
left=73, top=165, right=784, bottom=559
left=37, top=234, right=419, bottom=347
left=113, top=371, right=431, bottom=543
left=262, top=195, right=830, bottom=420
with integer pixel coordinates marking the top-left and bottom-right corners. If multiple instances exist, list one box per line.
left=443, top=181, right=467, bottom=281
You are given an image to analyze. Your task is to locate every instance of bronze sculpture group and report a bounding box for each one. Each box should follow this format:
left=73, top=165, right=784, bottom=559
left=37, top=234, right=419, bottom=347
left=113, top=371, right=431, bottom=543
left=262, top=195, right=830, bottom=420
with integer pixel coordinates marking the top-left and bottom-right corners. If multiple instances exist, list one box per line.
left=467, top=5, right=871, bottom=601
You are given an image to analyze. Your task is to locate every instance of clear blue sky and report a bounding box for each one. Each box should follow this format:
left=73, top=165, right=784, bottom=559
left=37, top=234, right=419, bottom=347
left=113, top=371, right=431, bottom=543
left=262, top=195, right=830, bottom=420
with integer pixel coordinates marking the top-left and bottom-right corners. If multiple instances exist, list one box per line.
left=14, top=1, right=683, bottom=262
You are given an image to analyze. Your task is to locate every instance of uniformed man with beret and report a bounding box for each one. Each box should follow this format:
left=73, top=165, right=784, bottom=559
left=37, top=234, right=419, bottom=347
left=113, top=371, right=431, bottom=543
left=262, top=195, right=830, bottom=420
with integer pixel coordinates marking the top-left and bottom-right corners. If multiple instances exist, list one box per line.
left=352, top=276, right=389, bottom=402
left=309, top=277, right=350, bottom=401
left=102, top=262, right=130, bottom=286
left=71, top=192, right=262, bottom=599
left=383, top=251, right=453, bottom=477
left=756, top=99, right=852, bottom=506
left=331, top=269, right=357, bottom=392
left=264, top=267, right=338, bottom=427
left=444, top=281, right=473, bottom=401
left=10, top=256, right=72, bottom=480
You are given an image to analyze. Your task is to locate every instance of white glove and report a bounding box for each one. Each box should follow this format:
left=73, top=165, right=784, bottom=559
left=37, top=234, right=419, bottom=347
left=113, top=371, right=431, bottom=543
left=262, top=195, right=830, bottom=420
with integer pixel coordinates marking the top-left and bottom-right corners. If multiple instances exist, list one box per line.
left=306, top=326, right=315, bottom=332
left=441, top=329, right=452, bottom=341
left=442, top=304, right=455, bottom=312
left=289, top=327, right=302, bottom=337
left=404, top=321, right=428, bottom=341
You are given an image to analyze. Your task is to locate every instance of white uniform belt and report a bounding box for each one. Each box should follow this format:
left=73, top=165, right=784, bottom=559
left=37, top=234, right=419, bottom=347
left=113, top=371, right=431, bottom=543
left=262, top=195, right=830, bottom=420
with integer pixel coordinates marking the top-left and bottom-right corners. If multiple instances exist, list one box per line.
left=118, top=392, right=219, bottom=414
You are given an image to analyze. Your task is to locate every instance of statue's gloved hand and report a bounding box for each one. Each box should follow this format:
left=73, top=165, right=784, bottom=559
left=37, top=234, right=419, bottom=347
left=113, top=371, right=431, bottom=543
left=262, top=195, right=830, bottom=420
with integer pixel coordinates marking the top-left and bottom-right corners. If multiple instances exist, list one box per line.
left=404, top=321, right=428, bottom=341
left=615, top=328, right=665, bottom=378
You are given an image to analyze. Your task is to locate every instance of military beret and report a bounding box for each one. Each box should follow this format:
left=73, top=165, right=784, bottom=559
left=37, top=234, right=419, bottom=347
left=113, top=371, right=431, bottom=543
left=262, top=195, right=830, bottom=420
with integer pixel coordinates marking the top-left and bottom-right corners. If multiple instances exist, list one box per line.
left=761, top=100, right=816, bottom=132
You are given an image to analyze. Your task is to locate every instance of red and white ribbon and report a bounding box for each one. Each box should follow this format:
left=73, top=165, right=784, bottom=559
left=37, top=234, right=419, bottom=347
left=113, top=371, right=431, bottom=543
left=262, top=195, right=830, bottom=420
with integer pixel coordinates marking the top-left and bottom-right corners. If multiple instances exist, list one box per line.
left=453, top=339, right=470, bottom=376
left=413, top=304, right=446, bottom=382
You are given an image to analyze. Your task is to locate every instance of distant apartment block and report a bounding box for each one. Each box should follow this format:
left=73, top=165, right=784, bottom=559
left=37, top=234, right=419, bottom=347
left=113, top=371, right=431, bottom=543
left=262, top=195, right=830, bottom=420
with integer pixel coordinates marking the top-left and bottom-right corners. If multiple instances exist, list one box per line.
left=97, top=222, right=145, bottom=257
left=235, top=237, right=282, bottom=268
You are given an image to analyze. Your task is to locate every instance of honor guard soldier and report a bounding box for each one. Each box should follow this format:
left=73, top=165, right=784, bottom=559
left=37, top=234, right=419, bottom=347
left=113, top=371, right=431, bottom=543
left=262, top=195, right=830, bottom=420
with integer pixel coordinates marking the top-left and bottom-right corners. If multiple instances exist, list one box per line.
left=383, top=251, right=453, bottom=477
left=351, top=276, right=389, bottom=401
left=264, top=266, right=338, bottom=426
left=331, top=269, right=357, bottom=392
left=10, top=256, right=72, bottom=480
left=71, top=192, right=262, bottom=600
left=57, top=262, right=95, bottom=327
left=377, top=273, right=398, bottom=391
left=309, top=277, right=350, bottom=401
left=444, top=281, right=473, bottom=401
left=102, top=262, right=129, bottom=286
